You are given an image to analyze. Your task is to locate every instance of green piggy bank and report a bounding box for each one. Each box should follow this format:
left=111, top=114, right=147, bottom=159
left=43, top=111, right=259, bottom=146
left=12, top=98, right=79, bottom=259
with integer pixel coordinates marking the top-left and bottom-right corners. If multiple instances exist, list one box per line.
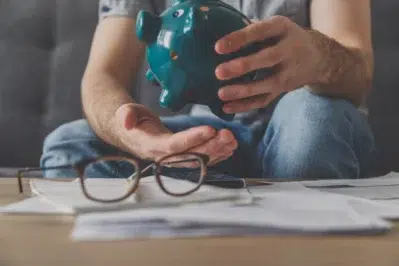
left=136, top=0, right=270, bottom=120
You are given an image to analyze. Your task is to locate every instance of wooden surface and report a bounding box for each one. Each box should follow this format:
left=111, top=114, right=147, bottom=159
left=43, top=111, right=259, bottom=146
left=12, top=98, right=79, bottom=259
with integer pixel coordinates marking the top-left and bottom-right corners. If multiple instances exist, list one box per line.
left=1, top=178, right=399, bottom=266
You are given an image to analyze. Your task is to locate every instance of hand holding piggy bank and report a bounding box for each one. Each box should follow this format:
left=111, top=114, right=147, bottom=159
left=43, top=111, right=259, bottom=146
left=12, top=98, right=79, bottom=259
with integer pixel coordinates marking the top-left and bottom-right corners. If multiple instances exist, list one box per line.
left=136, top=0, right=270, bottom=120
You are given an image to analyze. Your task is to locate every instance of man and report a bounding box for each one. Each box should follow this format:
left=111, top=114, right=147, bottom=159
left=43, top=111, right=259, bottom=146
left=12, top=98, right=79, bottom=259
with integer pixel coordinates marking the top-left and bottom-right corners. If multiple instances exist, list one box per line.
left=41, top=0, right=374, bottom=179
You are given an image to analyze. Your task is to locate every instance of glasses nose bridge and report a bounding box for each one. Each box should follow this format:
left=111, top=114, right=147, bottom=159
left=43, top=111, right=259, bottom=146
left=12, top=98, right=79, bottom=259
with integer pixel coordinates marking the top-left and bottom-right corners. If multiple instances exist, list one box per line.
left=136, top=163, right=158, bottom=180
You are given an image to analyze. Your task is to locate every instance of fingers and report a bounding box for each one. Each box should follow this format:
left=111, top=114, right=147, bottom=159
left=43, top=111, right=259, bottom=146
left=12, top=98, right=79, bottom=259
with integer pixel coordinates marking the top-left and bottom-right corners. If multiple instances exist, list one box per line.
left=208, top=134, right=237, bottom=165
left=189, top=129, right=238, bottom=164
left=219, top=78, right=275, bottom=102
left=207, top=144, right=236, bottom=166
left=164, top=126, right=216, bottom=154
left=219, top=64, right=298, bottom=108
left=158, top=129, right=237, bottom=169
left=215, top=16, right=289, bottom=55
left=216, top=45, right=284, bottom=80
left=160, top=154, right=203, bottom=169
left=223, top=93, right=279, bottom=114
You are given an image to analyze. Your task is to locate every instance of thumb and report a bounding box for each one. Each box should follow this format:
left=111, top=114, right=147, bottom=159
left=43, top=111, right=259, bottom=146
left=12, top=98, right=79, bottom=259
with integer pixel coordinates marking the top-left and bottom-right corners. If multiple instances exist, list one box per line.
left=163, top=126, right=216, bottom=154
left=115, top=103, right=159, bottom=130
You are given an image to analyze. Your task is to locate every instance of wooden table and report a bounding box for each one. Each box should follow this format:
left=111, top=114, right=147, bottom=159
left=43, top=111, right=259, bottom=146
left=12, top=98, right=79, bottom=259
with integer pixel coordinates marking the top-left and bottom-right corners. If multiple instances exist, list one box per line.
left=1, top=178, right=399, bottom=266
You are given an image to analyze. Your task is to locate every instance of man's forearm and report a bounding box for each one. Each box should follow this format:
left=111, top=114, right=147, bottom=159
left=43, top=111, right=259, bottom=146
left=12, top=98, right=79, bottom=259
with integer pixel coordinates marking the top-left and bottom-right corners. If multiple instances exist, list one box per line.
left=81, top=73, right=134, bottom=151
left=307, top=29, right=373, bottom=106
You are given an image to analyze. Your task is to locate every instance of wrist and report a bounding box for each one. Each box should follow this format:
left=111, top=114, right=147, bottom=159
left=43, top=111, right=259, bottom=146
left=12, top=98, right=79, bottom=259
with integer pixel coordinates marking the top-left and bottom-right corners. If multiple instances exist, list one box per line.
left=305, top=29, right=334, bottom=86
left=303, top=29, right=372, bottom=105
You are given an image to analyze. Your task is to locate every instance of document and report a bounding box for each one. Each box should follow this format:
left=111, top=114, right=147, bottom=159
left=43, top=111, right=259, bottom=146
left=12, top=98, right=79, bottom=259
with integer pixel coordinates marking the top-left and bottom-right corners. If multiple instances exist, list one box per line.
left=28, top=176, right=245, bottom=214
left=298, top=172, right=399, bottom=202
left=0, top=176, right=245, bottom=215
left=3, top=172, right=399, bottom=241
left=71, top=189, right=392, bottom=241
left=0, top=196, right=74, bottom=215
left=29, top=178, right=138, bottom=213
left=4, top=179, right=399, bottom=221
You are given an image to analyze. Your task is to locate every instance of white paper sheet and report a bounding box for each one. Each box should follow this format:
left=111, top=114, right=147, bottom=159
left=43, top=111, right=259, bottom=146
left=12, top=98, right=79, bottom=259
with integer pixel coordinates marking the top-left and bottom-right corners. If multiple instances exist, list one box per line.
left=310, top=186, right=399, bottom=201
left=0, top=176, right=245, bottom=215
left=29, top=178, right=139, bottom=213
left=28, top=176, right=244, bottom=213
left=5, top=184, right=399, bottom=222
left=298, top=172, right=399, bottom=202
left=0, top=196, right=74, bottom=215
left=299, top=172, right=399, bottom=187
left=71, top=190, right=392, bottom=241
left=4, top=173, right=399, bottom=241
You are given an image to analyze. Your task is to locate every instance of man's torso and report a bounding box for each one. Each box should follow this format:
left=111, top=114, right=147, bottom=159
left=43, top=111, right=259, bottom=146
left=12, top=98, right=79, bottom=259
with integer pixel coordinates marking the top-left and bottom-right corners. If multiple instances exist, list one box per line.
left=100, top=0, right=311, bottom=124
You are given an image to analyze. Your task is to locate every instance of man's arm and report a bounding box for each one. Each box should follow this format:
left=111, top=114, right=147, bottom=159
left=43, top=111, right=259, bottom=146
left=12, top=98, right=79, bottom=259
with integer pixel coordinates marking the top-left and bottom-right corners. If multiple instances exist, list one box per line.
left=81, top=17, right=146, bottom=150
left=81, top=15, right=236, bottom=164
left=308, top=0, right=373, bottom=105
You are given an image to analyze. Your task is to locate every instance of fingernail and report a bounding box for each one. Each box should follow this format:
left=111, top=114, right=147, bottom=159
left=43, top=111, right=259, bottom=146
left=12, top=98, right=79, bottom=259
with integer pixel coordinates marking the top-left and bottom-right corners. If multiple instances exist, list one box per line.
left=221, top=131, right=234, bottom=143
left=216, top=39, right=232, bottom=53
left=218, top=89, right=226, bottom=100
left=200, top=126, right=215, bottom=137
left=225, top=40, right=233, bottom=51
left=216, top=65, right=233, bottom=79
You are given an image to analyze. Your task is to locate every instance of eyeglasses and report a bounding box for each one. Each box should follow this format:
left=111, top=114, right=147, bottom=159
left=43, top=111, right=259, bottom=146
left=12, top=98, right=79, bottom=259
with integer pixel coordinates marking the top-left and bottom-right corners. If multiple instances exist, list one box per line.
left=17, top=152, right=210, bottom=203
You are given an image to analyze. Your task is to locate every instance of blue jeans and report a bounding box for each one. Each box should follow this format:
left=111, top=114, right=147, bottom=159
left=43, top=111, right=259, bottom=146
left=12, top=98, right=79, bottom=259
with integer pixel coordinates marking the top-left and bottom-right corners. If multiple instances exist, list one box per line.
left=40, top=88, right=374, bottom=179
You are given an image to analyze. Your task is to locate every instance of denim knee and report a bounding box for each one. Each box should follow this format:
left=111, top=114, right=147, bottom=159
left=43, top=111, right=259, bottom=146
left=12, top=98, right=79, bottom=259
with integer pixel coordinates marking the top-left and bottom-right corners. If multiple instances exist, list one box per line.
left=40, top=119, right=113, bottom=175
left=258, top=88, right=374, bottom=179
left=42, top=119, right=98, bottom=152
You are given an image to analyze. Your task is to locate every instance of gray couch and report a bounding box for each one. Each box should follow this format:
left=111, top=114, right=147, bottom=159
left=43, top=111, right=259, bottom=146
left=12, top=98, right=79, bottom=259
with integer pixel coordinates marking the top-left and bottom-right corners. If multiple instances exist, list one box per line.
left=0, top=0, right=397, bottom=176
left=0, top=0, right=182, bottom=168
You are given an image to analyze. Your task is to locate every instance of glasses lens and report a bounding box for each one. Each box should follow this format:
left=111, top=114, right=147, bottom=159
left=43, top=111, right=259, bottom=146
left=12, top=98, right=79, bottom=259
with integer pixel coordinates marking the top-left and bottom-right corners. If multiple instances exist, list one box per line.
left=158, top=154, right=205, bottom=195
left=83, top=157, right=139, bottom=201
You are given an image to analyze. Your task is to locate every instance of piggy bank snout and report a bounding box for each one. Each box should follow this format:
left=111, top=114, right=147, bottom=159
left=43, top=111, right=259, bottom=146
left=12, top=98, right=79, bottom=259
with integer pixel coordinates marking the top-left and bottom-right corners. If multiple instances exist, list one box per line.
left=136, top=10, right=161, bottom=43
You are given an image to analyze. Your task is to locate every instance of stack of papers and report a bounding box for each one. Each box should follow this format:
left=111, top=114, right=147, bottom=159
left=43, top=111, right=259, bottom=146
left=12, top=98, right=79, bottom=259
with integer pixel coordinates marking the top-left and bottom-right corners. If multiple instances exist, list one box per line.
left=72, top=190, right=392, bottom=241
left=2, top=172, right=399, bottom=241
left=0, top=176, right=242, bottom=215
left=29, top=178, right=139, bottom=213
left=299, top=172, right=399, bottom=202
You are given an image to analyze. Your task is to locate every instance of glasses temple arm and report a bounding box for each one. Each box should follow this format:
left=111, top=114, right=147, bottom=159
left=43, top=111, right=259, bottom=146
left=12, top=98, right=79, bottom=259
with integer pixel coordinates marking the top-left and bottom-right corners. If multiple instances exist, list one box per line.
left=17, top=164, right=75, bottom=193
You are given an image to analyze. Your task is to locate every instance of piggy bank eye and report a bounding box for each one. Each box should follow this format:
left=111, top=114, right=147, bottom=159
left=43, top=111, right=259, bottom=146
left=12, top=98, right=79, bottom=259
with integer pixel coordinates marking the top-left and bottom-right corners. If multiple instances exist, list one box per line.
left=173, top=9, right=184, bottom=18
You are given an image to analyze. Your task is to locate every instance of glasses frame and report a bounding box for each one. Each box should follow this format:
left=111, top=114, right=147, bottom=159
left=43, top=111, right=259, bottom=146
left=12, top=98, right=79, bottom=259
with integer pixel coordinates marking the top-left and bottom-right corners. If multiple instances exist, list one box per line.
left=17, top=152, right=209, bottom=203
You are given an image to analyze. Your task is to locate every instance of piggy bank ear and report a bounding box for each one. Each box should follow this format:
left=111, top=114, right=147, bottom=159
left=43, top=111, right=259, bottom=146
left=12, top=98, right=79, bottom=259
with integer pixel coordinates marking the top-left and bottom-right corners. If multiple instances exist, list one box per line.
left=136, top=11, right=161, bottom=43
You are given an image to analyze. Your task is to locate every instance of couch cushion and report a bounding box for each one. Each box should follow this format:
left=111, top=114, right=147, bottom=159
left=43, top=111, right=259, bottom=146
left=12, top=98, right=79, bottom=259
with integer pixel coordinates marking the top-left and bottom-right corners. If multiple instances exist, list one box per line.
left=0, top=0, right=96, bottom=166
left=368, top=0, right=399, bottom=174
left=0, top=0, right=187, bottom=167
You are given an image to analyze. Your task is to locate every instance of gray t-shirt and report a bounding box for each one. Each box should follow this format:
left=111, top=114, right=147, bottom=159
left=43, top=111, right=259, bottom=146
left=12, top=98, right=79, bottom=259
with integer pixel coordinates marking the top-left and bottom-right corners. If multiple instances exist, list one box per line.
left=99, top=0, right=309, bottom=25
left=98, top=0, right=310, bottom=130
